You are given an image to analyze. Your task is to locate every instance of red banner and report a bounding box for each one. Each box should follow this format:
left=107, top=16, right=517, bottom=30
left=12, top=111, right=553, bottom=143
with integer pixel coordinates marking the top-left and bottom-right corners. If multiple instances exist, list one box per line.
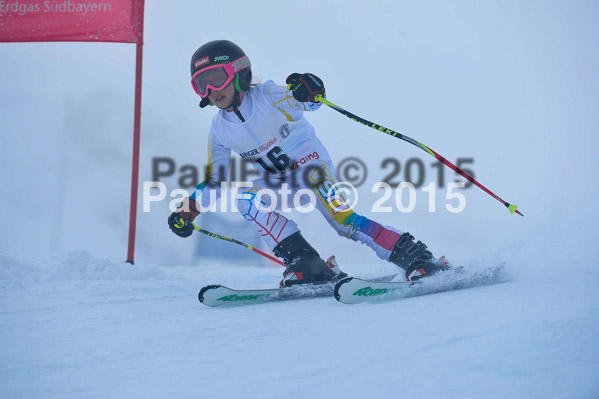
left=0, top=0, right=144, bottom=43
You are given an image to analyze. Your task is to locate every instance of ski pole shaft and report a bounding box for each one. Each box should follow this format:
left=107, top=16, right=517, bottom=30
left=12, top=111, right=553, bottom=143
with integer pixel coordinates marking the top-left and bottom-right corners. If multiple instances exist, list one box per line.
left=315, top=95, right=523, bottom=217
left=191, top=223, right=286, bottom=267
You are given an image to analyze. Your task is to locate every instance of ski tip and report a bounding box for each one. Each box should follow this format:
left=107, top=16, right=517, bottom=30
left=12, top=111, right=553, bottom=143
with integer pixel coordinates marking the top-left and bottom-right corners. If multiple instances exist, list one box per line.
left=198, top=284, right=221, bottom=303
left=334, top=277, right=353, bottom=301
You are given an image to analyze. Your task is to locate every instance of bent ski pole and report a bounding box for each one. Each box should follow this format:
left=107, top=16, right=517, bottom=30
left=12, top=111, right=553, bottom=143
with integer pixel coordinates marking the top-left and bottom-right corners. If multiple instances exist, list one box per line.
left=191, top=222, right=286, bottom=267
left=314, top=95, right=523, bottom=217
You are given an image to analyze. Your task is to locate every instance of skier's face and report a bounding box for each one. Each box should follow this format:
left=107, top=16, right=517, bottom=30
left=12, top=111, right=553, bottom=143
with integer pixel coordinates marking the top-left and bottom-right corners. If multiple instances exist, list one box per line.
left=208, top=80, right=237, bottom=110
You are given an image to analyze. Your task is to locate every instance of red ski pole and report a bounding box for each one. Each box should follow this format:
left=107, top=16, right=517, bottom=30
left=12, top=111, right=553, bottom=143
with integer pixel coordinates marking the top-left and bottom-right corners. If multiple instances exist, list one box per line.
left=192, top=223, right=286, bottom=267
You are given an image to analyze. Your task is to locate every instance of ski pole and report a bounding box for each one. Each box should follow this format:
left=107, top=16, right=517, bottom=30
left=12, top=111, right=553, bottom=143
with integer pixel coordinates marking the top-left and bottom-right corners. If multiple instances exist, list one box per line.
left=191, top=222, right=286, bottom=267
left=314, top=95, right=523, bottom=217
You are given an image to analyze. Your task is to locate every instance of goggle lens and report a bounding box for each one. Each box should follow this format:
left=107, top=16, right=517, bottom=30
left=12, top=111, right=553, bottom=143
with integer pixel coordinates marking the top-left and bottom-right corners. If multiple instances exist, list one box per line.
left=194, top=67, right=231, bottom=97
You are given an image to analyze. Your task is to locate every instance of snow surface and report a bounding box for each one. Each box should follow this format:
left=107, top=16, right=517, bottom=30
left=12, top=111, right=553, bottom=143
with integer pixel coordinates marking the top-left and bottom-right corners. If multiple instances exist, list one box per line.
left=1, top=249, right=598, bottom=398
left=2, top=1, right=599, bottom=397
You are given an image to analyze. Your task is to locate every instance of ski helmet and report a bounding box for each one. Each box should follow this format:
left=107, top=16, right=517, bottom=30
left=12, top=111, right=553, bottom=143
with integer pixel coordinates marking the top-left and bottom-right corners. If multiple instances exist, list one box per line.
left=190, top=40, right=252, bottom=107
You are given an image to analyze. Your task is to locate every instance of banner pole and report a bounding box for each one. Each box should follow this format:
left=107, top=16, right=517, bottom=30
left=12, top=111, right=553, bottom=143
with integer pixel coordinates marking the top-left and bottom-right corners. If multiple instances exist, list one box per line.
left=126, top=41, right=144, bottom=264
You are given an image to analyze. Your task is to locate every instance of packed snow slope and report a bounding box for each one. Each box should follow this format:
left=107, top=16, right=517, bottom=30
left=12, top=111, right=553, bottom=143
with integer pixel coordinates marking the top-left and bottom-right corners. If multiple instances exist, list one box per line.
left=1, top=1, right=598, bottom=398
left=1, top=238, right=598, bottom=398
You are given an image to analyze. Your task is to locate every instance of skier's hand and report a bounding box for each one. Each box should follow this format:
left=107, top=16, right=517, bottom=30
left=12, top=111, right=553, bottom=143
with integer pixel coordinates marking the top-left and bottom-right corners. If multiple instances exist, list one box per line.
left=286, top=73, right=325, bottom=103
left=168, top=197, right=200, bottom=238
left=168, top=213, right=195, bottom=238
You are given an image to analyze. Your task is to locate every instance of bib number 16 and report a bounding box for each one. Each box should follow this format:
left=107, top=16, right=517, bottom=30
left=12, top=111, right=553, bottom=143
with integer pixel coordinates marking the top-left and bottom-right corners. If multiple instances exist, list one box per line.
left=256, top=146, right=290, bottom=173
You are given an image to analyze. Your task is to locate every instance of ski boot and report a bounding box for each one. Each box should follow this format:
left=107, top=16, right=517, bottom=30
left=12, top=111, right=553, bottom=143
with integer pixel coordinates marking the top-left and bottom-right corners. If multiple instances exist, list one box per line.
left=273, top=232, right=347, bottom=288
left=388, top=232, right=451, bottom=281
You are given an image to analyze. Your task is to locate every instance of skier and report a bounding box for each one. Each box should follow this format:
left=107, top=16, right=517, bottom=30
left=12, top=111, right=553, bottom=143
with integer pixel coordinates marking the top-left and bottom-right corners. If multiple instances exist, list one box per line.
left=168, top=40, right=450, bottom=287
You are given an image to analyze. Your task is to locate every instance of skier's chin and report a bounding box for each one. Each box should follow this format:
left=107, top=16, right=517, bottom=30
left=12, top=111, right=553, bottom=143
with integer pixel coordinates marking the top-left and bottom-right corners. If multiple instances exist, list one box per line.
left=215, top=99, right=234, bottom=110
left=219, top=104, right=234, bottom=111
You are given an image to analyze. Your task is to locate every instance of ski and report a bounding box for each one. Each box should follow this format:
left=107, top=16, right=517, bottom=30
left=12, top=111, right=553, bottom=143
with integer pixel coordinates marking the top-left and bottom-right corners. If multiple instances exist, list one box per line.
left=334, top=263, right=506, bottom=304
left=199, top=280, right=343, bottom=307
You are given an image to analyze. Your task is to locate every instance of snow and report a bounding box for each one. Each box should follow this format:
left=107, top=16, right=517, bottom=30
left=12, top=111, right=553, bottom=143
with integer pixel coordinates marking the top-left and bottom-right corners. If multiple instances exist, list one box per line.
left=2, top=0, right=599, bottom=397
left=1, top=251, right=598, bottom=398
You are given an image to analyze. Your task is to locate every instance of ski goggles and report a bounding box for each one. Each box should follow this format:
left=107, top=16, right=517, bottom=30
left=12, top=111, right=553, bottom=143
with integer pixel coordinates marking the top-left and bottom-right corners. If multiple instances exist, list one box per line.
left=191, top=56, right=251, bottom=98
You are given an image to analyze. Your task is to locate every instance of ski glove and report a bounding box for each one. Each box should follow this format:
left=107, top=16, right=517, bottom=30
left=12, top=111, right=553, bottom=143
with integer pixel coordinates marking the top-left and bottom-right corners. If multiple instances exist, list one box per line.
left=168, top=197, right=200, bottom=238
left=286, top=73, right=325, bottom=103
